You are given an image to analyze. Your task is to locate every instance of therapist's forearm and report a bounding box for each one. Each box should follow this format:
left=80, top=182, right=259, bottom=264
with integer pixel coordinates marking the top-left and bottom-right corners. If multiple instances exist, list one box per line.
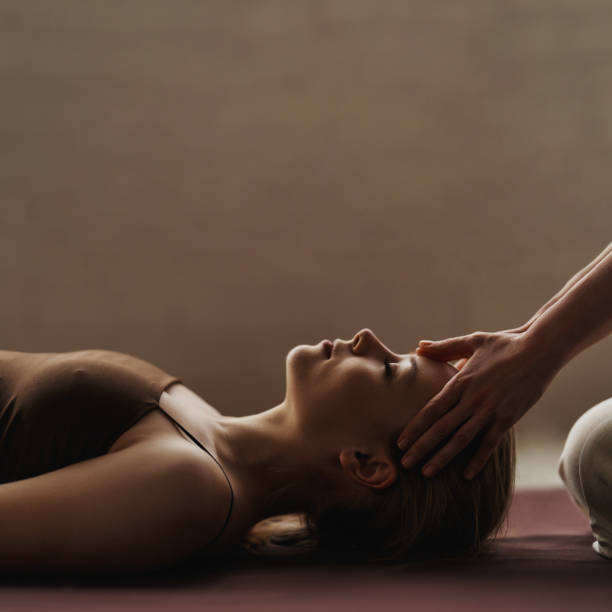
left=522, top=241, right=612, bottom=330
left=523, top=245, right=612, bottom=369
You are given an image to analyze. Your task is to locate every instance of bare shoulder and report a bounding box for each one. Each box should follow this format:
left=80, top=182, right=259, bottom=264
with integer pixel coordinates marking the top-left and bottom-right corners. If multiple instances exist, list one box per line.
left=174, top=440, right=233, bottom=535
left=128, top=438, right=234, bottom=552
left=0, top=440, right=232, bottom=574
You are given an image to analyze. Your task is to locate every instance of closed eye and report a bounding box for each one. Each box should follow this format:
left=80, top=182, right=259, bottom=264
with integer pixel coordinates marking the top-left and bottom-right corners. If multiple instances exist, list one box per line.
left=384, top=357, right=393, bottom=379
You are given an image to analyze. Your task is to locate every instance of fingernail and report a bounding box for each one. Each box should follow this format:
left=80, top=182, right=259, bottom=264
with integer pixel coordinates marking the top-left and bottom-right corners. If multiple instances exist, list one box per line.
left=419, top=340, right=433, bottom=346
left=397, top=438, right=408, bottom=450
left=422, top=465, right=434, bottom=477
left=401, top=455, right=415, bottom=468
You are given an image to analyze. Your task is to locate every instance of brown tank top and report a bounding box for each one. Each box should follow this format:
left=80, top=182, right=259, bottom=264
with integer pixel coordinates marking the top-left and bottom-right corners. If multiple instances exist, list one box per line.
left=0, top=348, right=183, bottom=484
left=0, top=348, right=236, bottom=549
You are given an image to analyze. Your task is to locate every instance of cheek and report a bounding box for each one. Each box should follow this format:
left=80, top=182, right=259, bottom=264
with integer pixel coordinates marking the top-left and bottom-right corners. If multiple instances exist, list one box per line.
left=315, top=364, right=374, bottom=417
left=287, top=352, right=377, bottom=411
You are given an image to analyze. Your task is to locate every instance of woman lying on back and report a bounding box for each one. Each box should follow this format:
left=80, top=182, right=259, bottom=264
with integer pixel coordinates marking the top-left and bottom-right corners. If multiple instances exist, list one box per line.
left=0, top=328, right=514, bottom=575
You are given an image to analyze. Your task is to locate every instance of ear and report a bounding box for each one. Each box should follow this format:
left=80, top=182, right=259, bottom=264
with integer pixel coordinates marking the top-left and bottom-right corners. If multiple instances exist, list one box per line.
left=338, top=447, right=398, bottom=490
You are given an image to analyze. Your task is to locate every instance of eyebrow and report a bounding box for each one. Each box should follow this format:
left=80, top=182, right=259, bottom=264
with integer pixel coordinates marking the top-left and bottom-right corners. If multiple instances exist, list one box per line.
left=406, top=354, right=418, bottom=384
left=395, top=354, right=417, bottom=386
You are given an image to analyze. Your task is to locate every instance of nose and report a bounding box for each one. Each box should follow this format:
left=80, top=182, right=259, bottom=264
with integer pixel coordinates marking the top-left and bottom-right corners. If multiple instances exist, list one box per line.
left=353, top=328, right=398, bottom=359
left=352, top=328, right=378, bottom=354
left=331, top=329, right=375, bottom=357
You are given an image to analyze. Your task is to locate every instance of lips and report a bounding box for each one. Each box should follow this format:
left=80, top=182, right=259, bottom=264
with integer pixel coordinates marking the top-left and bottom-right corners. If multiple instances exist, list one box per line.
left=323, top=340, right=333, bottom=358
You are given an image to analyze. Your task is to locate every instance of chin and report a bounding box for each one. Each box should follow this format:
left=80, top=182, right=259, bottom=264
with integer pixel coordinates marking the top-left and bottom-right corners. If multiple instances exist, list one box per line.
left=286, top=343, right=322, bottom=385
left=286, top=343, right=313, bottom=368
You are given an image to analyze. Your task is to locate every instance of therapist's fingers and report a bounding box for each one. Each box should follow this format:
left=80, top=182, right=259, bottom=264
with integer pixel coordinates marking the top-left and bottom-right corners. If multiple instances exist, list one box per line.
left=416, top=333, right=485, bottom=362
left=454, top=357, right=469, bottom=370
left=419, top=412, right=489, bottom=477
left=463, top=422, right=509, bottom=480
left=396, top=375, right=464, bottom=454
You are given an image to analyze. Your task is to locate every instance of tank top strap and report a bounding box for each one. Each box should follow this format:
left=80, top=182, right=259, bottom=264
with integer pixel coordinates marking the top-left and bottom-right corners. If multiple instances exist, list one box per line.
left=156, top=406, right=234, bottom=547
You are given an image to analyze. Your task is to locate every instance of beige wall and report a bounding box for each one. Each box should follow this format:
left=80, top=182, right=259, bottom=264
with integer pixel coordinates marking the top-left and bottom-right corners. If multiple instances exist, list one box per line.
left=1, top=2, right=610, bottom=456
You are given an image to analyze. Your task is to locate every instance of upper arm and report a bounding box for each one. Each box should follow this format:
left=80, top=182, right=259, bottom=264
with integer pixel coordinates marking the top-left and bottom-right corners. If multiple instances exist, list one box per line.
left=0, top=441, right=227, bottom=575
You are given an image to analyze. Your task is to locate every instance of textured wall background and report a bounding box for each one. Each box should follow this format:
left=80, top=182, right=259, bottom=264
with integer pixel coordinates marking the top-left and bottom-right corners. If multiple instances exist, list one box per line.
left=1, top=1, right=610, bottom=485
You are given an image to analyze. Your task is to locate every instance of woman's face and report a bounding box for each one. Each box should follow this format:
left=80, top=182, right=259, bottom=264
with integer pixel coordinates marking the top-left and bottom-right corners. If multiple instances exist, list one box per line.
left=285, top=328, right=458, bottom=449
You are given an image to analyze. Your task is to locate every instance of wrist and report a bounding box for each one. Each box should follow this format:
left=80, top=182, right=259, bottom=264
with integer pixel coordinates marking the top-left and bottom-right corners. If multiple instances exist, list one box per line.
left=519, top=318, right=573, bottom=372
left=506, top=318, right=535, bottom=334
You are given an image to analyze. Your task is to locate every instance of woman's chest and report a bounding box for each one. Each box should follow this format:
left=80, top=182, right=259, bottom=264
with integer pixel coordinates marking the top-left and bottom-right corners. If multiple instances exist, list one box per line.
left=107, top=382, right=219, bottom=454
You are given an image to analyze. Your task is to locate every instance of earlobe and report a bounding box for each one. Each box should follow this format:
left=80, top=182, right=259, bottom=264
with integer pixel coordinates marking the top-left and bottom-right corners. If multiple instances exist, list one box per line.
left=339, top=448, right=398, bottom=490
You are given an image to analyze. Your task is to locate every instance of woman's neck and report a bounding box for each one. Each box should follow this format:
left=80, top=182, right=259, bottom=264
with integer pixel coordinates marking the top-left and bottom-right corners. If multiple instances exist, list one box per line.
left=210, top=401, right=332, bottom=525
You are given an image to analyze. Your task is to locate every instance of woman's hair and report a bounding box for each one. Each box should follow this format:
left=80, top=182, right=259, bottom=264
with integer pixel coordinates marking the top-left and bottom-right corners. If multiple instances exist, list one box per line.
left=242, top=426, right=516, bottom=562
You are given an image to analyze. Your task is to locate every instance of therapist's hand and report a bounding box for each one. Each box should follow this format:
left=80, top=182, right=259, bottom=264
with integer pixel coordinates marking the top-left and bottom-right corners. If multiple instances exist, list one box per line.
left=396, top=329, right=559, bottom=480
